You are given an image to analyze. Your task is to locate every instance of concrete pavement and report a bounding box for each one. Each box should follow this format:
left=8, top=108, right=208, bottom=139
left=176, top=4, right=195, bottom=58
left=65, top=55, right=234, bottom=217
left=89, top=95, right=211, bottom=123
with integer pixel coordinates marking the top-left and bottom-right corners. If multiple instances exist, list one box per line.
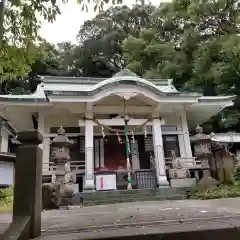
left=2, top=198, right=240, bottom=239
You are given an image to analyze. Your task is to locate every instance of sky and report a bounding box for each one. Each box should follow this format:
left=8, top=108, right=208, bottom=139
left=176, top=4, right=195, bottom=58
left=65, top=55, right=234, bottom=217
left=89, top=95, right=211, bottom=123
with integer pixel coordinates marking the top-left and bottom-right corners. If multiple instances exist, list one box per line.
left=39, top=0, right=162, bottom=44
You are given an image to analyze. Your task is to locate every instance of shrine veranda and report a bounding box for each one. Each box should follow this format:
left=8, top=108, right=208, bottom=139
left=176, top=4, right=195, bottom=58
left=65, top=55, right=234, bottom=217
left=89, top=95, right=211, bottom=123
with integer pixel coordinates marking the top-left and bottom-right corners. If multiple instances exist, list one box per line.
left=0, top=69, right=235, bottom=191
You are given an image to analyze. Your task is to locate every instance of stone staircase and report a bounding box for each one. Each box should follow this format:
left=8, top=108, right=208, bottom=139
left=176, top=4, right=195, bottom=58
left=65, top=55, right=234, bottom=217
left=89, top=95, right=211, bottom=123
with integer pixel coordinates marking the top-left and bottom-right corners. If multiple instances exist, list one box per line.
left=72, top=188, right=190, bottom=206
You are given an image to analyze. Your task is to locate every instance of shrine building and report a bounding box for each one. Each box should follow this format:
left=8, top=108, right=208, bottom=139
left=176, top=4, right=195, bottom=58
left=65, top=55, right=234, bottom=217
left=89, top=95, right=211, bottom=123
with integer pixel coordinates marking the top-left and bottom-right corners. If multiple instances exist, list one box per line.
left=0, top=69, right=235, bottom=190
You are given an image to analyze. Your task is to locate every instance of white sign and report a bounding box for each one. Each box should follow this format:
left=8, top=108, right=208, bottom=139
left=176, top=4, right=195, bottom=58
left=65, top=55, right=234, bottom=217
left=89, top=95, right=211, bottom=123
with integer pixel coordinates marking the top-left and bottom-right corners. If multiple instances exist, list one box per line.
left=0, top=162, right=14, bottom=186
left=96, top=174, right=117, bottom=191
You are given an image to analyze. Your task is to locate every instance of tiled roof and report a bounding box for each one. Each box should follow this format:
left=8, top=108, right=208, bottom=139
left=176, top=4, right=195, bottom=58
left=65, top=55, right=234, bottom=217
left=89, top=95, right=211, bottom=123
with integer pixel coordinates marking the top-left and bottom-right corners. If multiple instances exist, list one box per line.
left=0, top=69, right=234, bottom=103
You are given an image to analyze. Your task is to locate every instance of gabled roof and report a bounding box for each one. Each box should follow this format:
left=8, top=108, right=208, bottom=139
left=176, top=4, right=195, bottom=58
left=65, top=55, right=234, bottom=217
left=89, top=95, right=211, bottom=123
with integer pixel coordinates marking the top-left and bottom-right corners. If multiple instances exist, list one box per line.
left=43, top=69, right=180, bottom=97
left=0, top=83, right=47, bottom=102
left=114, top=69, right=138, bottom=77
left=0, top=69, right=234, bottom=108
left=0, top=69, right=236, bottom=131
left=210, top=132, right=240, bottom=143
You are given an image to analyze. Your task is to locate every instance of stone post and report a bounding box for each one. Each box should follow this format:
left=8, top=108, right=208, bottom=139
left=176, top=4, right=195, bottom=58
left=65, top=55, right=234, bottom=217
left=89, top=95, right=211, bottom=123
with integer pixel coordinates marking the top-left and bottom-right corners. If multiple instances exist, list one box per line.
left=13, top=130, right=43, bottom=238
left=152, top=118, right=169, bottom=187
left=180, top=108, right=193, bottom=158
left=0, top=127, right=9, bottom=152
left=84, top=118, right=95, bottom=190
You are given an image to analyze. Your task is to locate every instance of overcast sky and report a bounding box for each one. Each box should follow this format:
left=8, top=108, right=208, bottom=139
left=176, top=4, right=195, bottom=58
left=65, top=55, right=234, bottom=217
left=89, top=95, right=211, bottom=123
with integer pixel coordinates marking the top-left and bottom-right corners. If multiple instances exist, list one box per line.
left=39, top=0, right=163, bottom=44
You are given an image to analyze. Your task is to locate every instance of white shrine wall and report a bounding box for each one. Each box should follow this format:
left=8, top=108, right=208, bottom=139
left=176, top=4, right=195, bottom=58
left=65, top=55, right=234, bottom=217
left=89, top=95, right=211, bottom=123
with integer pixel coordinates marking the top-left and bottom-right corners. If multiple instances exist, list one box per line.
left=40, top=103, right=193, bottom=177
left=0, top=126, right=14, bottom=186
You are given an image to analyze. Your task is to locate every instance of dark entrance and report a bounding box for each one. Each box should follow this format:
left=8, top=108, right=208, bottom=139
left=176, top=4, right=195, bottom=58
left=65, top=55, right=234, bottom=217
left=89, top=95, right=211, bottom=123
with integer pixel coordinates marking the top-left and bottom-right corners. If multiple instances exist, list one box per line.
left=104, top=135, right=126, bottom=170
left=76, top=175, right=84, bottom=192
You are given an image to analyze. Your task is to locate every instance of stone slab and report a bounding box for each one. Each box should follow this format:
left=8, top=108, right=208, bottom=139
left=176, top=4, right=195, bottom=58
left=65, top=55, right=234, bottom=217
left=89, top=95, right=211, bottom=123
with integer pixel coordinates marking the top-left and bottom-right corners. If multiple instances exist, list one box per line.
left=2, top=198, right=240, bottom=239
left=170, top=178, right=196, bottom=187
left=65, top=183, right=79, bottom=194
left=37, top=219, right=240, bottom=240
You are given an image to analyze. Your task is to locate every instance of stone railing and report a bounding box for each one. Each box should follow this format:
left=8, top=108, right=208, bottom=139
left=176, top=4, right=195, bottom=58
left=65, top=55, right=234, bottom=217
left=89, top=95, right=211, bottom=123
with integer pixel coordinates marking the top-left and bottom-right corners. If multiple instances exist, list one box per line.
left=42, top=160, right=85, bottom=174
left=165, top=157, right=201, bottom=169
left=0, top=131, right=43, bottom=240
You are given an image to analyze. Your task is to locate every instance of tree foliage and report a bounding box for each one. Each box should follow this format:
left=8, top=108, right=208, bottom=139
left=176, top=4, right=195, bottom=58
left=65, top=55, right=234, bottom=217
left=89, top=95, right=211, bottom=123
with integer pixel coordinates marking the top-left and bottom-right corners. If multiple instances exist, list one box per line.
left=122, top=0, right=240, bottom=132
left=2, top=0, right=240, bottom=133
left=0, top=0, right=61, bottom=80
left=75, top=4, right=155, bottom=77
left=0, top=0, right=128, bottom=80
left=77, top=0, right=123, bottom=12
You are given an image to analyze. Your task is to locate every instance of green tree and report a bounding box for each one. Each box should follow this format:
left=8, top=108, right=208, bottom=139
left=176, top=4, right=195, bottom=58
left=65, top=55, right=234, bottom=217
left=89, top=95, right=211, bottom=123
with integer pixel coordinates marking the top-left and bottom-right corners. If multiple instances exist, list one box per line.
left=56, top=41, right=77, bottom=75
left=78, top=0, right=123, bottom=12
left=0, top=0, right=61, bottom=80
left=122, top=0, right=240, bottom=132
left=0, top=40, right=62, bottom=94
left=74, top=3, right=155, bottom=77
left=0, top=0, right=136, bottom=81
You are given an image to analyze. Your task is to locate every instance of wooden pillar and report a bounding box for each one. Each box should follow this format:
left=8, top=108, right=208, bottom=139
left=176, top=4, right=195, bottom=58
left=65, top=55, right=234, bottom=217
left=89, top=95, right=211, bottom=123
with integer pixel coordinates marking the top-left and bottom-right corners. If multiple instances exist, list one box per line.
left=13, top=130, right=43, bottom=238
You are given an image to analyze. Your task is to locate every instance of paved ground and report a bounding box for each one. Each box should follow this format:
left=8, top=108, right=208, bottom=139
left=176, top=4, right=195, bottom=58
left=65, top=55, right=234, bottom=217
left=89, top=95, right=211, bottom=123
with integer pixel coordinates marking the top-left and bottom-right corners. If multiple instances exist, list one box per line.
left=2, top=199, right=240, bottom=239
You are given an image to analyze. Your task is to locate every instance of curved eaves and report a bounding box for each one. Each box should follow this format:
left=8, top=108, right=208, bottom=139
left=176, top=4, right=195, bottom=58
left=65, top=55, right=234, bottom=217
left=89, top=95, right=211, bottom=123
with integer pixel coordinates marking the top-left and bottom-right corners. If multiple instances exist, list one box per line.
left=45, top=79, right=167, bottom=97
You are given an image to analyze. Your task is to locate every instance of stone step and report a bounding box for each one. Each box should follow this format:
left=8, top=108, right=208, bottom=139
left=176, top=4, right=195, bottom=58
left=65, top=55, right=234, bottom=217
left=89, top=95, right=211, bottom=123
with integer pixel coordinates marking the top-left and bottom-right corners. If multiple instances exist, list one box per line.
left=70, top=187, right=190, bottom=206
left=81, top=193, right=175, bottom=201
left=80, top=188, right=188, bottom=200
left=85, top=193, right=186, bottom=203
left=83, top=195, right=186, bottom=206
left=81, top=191, right=185, bottom=201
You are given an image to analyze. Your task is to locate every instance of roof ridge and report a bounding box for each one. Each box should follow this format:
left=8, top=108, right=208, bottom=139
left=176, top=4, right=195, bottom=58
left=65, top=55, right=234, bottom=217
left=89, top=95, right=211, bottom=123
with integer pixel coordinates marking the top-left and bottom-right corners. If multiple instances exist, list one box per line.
left=42, top=76, right=172, bottom=86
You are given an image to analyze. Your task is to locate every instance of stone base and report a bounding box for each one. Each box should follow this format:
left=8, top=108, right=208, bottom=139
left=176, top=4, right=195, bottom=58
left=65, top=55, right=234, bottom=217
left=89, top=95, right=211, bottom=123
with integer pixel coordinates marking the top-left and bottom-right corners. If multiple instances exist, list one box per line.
left=72, top=192, right=84, bottom=205
left=169, top=168, right=190, bottom=179
left=84, top=184, right=95, bottom=191
left=157, top=175, right=170, bottom=188
left=170, top=178, right=196, bottom=188
left=84, top=187, right=95, bottom=192
left=197, top=176, right=218, bottom=189
left=42, top=183, right=60, bottom=210
left=84, top=179, right=95, bottom=191
left=65, top=183, right=79, bottom=194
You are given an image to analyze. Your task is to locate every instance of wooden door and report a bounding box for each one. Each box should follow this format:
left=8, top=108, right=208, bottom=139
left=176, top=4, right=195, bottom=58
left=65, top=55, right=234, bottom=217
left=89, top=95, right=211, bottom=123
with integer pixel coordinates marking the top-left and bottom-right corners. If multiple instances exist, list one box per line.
left=104, top=136, right=126, bottom=170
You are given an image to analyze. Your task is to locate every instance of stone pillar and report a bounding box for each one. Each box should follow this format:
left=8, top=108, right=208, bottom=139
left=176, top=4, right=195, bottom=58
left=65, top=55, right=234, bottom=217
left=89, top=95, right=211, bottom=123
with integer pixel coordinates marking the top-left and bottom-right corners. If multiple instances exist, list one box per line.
left=84, top=105, right=95, bottom=190
left=42, top=135, right=50, bottom=172
left=94, top=139, right=100, bottom=168
left=152, top=119, right=169, bottom=187
left=37, top=111, right=44, bottom=148
left=130, top=139, right=140, bottom=169
left=99, top=138, right=105, bottom=168
left=181, top=109, right=192, bottom=158
left=38, top=111, right=50, bottom=172
left=0, top=127, right=9, bottom=152
left=13, top=131, right=43, bottom=238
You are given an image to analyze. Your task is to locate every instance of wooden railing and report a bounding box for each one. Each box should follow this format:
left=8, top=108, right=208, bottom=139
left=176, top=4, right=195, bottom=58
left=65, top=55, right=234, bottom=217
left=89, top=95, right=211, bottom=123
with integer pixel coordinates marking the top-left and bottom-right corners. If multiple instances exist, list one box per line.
left=135, top=169, right=157, bottom=189
left=115, top=169, right=157, bottom=189
left=0, top=131, right=43, bottom=240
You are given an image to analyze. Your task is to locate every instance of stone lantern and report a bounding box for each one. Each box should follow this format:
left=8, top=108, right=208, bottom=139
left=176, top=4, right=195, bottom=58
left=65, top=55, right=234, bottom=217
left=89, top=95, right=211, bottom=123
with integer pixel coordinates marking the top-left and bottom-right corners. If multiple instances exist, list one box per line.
left=50, top=126, right=78, bottom=205
left=190, top=125, right=218, bottom=188
left=51, top=126, right=72, bottom=165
